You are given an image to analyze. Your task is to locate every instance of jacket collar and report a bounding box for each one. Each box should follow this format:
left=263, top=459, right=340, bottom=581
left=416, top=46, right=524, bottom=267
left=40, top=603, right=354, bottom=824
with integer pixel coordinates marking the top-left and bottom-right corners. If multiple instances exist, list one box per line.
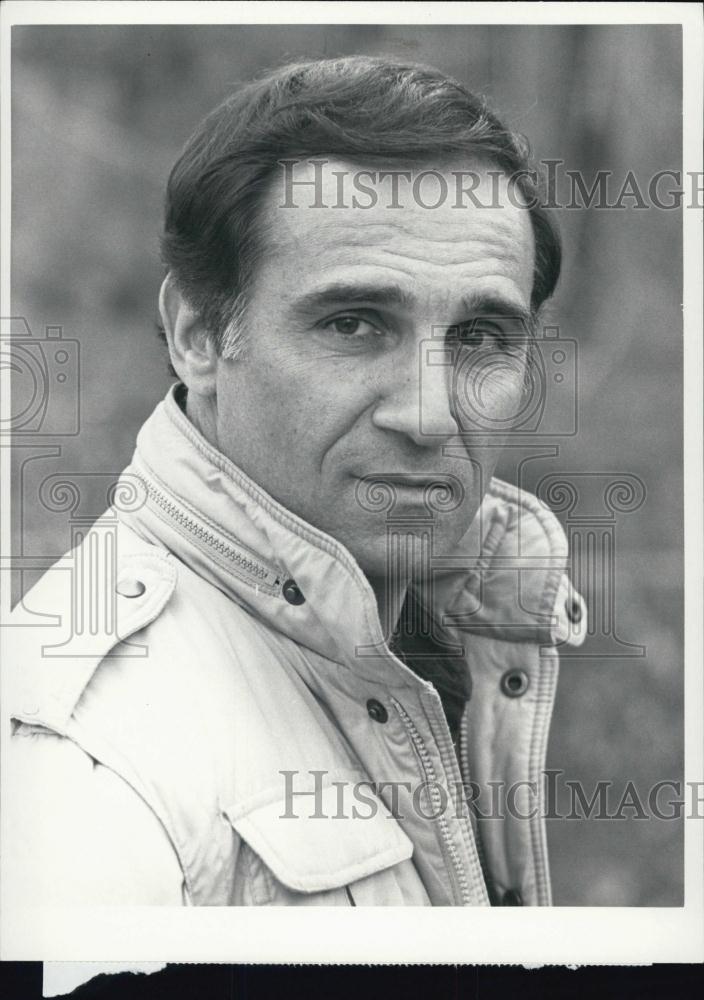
left=117, top=385, right=571, bottom=673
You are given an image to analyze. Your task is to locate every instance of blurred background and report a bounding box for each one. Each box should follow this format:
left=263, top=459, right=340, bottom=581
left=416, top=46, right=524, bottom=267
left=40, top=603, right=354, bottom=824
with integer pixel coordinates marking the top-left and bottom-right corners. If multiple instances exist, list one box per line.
left=10, top=24, right=683, bottom=905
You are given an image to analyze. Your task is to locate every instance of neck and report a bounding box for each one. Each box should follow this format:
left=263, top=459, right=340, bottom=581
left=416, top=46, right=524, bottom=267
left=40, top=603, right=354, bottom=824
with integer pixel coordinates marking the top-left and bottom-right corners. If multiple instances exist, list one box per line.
left=184, top=386, right=219, bottom=447
left=368, top=573, right=409, bottom=644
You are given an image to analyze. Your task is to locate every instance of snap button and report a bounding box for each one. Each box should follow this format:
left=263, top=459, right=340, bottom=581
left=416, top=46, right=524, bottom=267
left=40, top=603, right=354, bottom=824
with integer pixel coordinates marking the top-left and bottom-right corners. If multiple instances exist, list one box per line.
left=116, top=577, right=146, bottom=599
left=566, top=597, right=582, bottom=624
left=282, top=579, right=305, bottom=605
left=366, top=698, right=388, bottom=724
left=502, top=888, right=523, bottom=906
left=500, top=669, right=529, bottom=698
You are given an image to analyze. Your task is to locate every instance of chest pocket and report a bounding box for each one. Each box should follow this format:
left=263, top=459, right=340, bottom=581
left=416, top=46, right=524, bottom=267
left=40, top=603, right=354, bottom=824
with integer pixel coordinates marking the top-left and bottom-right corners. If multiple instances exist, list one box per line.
left=223, top=781, right=429, bottom=906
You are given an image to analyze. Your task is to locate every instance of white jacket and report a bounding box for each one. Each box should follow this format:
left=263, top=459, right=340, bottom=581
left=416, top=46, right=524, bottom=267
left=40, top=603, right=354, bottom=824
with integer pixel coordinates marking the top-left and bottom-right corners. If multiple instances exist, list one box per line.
left=4, top=386, right=586, bottom=906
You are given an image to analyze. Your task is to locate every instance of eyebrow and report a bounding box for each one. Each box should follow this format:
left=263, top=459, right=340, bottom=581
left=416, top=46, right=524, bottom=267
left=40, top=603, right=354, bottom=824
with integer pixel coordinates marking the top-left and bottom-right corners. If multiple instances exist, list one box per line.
left=459, top=292, right=534, bottom=328
left=290, top=281, right=533, bottom=327
left=291, top=282, right=416, bottom=314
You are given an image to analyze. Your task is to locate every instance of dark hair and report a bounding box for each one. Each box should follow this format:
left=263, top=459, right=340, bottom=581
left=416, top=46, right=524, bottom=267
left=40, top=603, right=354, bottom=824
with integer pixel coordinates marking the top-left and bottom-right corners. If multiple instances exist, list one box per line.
left=161, top=56, right=561, bottom=354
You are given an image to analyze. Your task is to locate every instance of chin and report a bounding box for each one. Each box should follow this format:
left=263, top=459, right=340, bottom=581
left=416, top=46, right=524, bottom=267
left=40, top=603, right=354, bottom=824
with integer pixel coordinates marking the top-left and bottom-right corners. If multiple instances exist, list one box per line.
left=342, top=530, right=436, bottom=584
left=330, top=505, right=472, bottom=580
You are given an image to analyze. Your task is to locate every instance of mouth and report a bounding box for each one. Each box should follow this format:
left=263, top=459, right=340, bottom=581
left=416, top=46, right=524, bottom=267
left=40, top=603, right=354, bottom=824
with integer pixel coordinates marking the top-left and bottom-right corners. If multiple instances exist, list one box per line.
left=359, top=473, right=447, bottom=493
left=353, top=473, right=466, bottom=514
left=376, top=474, right=442, bottom=487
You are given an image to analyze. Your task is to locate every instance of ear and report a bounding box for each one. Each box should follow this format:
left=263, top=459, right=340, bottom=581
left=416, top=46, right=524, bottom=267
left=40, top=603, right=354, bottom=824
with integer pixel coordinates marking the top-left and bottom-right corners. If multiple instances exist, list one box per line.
left=159, top=275, right=218, bottom=395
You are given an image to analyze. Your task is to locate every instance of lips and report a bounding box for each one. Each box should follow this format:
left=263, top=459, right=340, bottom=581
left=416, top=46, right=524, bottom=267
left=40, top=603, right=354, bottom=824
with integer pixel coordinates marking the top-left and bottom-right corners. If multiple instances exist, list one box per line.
left=374, top=476, right=442, bottom=489
left=353, top=473, right=466, bottom=514
left=357, top=473, right=445, bottom=487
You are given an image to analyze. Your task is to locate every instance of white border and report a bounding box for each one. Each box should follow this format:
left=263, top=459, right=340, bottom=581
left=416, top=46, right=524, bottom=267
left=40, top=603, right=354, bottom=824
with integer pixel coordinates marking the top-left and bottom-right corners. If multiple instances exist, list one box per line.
left=4, top=904, right=704, bottom=964
left=0, top=1, right=697, bottom=26
left=1, top=0, right=702, bottom=966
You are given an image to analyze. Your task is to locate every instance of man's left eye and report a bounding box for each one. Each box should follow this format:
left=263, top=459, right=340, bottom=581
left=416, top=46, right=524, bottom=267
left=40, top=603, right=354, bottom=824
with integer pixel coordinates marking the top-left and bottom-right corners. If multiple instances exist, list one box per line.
left=449, top=321, right=511, bottom=350
left=325, top=316, right=379, bottom=338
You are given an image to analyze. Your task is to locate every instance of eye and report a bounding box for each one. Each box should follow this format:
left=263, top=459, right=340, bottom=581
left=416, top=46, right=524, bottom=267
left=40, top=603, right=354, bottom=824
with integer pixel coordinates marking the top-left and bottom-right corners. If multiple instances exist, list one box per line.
left=448, top=319, right=526, bottom=355
left=324, top=315, right=381, bottom=339
left=449, top=320, right=504, bottom=348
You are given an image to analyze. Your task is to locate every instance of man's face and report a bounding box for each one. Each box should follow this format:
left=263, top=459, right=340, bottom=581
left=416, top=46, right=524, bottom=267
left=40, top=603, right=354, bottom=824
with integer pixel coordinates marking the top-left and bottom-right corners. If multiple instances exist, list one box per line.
left=210, top=159, right=535, bottom=581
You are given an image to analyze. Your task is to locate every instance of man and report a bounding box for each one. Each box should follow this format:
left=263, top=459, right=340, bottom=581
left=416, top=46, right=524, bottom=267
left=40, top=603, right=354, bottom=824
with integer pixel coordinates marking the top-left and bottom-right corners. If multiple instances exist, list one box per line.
left=5, top=56, right=585, bottom=906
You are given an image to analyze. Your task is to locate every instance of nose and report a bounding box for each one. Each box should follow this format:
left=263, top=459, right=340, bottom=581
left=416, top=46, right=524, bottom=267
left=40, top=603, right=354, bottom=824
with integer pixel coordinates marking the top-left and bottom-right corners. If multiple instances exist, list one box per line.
left=371, top=341, right=458, bottom=447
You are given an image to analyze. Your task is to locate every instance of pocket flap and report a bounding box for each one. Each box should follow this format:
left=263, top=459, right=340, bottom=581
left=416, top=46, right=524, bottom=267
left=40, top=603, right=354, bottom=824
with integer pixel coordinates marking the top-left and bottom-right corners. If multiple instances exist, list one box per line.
left=223, top=778, right=413, bottom=894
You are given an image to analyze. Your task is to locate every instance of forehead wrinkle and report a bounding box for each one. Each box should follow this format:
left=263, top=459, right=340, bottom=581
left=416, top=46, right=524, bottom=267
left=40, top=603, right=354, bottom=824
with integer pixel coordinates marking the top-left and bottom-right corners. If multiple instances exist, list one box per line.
left=301, top=213, right=527, bottom=244
left=374, top=244, right=527, bottom=271
left=273, top=222, right=529, bottom=267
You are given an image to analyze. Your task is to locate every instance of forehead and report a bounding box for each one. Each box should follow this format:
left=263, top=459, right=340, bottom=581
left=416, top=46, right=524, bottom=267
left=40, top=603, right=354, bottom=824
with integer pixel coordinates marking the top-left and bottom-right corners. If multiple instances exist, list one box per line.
left=257, top=158, right=535, bottom=311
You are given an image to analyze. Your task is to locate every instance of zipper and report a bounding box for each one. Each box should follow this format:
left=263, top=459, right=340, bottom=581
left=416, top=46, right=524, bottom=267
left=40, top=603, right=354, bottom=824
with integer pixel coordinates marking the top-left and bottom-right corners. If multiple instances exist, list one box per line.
left=143, top=478, right=279, bottom=588
left=527, top=652, right=559, bottom=906
left=459, top=710, right=493, bottom=902
left=392, top=698, right=473, bottom=906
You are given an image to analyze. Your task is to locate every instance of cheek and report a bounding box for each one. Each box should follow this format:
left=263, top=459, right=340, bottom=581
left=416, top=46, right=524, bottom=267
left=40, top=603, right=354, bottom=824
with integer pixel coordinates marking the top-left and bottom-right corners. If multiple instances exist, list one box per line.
left=257, top=363, right=378, bottom=463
